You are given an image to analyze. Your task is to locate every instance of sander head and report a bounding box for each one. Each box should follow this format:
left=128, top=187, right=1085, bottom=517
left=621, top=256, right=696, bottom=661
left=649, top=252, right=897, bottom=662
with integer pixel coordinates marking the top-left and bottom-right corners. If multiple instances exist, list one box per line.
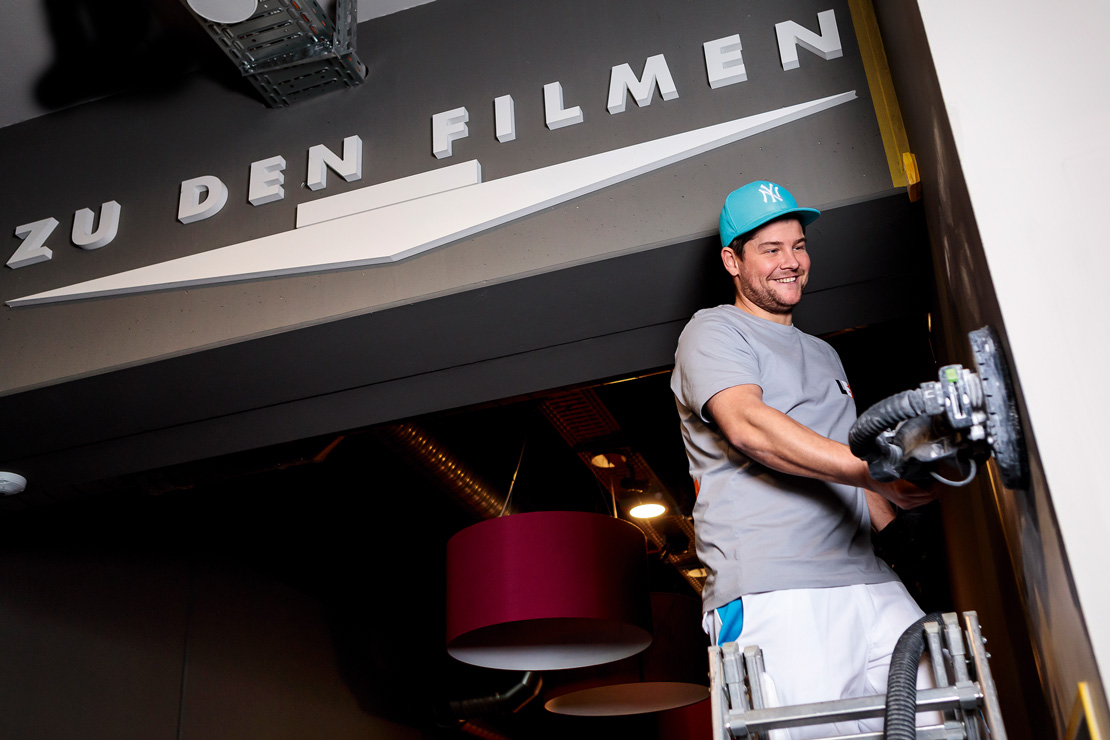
left=852, top=325, right=1029, bottom=490
left=968, top=326, right=1029, bottom=490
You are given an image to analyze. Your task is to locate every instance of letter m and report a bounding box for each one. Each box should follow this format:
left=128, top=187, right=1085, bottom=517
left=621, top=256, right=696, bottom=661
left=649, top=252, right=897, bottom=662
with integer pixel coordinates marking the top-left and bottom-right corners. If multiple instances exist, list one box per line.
left=776, top=9, right=843, bottom=71
left=608, top=54, right=679, bottom=114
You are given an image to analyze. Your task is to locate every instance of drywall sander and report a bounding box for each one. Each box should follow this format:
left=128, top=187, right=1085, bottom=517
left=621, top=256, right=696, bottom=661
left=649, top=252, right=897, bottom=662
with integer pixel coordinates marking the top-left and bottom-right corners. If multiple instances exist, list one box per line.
left=849, top=326, right=1029, bottom=490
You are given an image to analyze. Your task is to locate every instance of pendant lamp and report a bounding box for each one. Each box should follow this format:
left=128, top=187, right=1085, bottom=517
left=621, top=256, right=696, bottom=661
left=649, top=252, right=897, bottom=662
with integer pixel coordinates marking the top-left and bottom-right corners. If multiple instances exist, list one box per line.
left=446, top=510, right=651, bottom=670
left=657, top=698, right=713, bottom=740
left=543, top=592, right=709, bottom=715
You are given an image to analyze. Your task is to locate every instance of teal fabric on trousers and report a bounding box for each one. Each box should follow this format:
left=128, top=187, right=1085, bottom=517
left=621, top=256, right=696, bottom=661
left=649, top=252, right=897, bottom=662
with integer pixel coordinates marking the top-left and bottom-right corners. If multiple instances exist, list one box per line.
left=718, top=597, right=744, bottom=643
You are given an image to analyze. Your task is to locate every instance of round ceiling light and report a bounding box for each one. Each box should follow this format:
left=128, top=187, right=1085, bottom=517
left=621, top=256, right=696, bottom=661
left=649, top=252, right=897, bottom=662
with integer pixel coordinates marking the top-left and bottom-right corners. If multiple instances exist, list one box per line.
left=0, top=472, right=27, bottom=496
left=589, top=453, right=627, bottom=469
left=629, top=502, right=666, bottom=519
left=187, top=0, right=258, bottom=24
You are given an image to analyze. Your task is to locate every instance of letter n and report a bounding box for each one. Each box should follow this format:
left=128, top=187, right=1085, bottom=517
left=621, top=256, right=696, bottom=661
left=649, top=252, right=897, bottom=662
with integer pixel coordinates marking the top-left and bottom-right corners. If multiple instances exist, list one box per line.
left=776, top=9, right=843, bottom=71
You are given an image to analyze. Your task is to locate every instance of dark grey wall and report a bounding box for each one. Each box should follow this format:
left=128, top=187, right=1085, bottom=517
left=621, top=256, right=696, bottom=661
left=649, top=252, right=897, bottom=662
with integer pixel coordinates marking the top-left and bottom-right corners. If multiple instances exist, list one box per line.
left=0, top=0, right=895, bottom=395
left=0, top=552, right=422, bottom=740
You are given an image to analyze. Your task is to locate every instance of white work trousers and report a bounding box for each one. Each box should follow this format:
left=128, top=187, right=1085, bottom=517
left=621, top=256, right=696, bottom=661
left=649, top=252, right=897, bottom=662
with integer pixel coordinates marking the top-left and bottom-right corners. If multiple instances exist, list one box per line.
left=708, top=581, right=940, bottom=740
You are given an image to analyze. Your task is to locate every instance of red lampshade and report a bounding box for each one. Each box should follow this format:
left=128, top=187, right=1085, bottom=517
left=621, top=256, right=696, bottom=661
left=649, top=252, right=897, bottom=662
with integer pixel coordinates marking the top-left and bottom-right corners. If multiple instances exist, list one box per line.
left=657, top=698, right=713, bottom=739
left=446, top=511, right=652, bottom=670
left=543, top=592, right=709, bottom=715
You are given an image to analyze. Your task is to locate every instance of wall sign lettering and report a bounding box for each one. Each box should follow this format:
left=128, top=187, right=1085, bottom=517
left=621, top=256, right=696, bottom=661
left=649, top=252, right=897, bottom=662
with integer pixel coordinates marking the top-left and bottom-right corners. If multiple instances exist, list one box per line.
left=4, top=9, right=845, bottom=297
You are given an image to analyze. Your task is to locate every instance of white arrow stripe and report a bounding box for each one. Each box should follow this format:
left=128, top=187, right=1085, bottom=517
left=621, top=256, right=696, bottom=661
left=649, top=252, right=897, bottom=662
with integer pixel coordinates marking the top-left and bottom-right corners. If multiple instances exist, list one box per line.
left=295, top=160, right=483, bottom=228
left=8, top=91, right=855, bottom=308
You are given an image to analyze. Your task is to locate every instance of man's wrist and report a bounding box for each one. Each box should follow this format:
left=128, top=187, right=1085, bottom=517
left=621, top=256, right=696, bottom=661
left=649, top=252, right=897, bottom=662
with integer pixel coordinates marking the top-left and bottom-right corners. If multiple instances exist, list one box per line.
left=847, top=457, right=876, bottom=490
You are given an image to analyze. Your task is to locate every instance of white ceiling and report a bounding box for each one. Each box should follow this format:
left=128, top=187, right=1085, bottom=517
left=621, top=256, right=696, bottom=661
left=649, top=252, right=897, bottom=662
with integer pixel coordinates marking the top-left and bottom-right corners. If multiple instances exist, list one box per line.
left=0, top=0, right=436, bottom=130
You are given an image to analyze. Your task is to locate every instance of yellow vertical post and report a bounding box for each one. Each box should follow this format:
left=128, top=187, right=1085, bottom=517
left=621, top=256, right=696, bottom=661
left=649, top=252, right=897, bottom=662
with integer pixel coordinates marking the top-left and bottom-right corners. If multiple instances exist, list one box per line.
left=848, top=0, right=919, bottom=199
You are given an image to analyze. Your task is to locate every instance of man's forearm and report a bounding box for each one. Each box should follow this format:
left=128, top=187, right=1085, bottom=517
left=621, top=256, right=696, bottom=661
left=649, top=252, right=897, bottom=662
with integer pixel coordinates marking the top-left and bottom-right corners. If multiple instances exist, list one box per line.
left=706, top=384, right=937, bottom=509
left=709, top=385, right=873, bottom=487
left=865, top=488, right=896, bottom=531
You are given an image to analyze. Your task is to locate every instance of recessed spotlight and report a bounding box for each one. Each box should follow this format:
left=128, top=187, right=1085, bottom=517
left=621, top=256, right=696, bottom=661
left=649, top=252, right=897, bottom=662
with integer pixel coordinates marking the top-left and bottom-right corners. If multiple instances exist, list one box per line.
left=629, top=502, right=665, bottom=519
left=589, top=453, right=626, bottom=469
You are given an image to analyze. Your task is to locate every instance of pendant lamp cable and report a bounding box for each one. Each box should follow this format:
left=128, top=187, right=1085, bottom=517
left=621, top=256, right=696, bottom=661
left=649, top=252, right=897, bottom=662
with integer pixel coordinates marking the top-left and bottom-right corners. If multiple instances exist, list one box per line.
left=498, top=436, right=528, bottom=517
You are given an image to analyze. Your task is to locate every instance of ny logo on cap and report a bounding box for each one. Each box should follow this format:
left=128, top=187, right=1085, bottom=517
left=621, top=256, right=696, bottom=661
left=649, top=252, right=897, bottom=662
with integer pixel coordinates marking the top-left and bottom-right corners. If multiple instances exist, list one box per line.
left=759, top=183, right=783, bottom=203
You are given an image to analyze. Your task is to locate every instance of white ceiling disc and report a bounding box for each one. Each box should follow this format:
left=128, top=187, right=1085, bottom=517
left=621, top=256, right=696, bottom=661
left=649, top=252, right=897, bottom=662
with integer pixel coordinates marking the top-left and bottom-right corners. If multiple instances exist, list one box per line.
left=0, top=472, right=27, bottom=495
left=187, top=0, right=259, bottom=24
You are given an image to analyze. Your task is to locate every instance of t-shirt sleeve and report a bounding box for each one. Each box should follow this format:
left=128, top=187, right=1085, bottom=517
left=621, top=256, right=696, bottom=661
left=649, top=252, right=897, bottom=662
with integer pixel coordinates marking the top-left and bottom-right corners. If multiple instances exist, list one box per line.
left=672, top=313, right=761, bottom=424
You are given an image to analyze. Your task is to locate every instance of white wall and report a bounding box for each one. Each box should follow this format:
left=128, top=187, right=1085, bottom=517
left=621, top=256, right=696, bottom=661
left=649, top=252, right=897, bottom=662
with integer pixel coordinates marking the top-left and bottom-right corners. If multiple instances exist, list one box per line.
left=915, top=0, right=1110, bottom=691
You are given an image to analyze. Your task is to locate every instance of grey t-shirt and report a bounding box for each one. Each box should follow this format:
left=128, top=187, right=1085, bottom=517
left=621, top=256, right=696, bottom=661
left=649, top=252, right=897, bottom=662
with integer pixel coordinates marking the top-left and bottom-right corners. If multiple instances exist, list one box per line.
left=671, top=305, right=896, bottom=611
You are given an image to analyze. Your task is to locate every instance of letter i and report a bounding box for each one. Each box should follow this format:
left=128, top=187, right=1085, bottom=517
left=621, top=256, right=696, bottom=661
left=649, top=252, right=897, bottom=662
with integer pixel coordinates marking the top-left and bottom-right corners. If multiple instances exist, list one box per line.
left=495, top=95, right=516, bottom=143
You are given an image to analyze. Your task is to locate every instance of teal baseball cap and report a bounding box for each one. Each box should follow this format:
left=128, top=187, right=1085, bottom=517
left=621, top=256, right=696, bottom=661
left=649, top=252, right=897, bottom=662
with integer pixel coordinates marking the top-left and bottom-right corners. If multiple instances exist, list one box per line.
left=719, top=181, right=821, bottom=249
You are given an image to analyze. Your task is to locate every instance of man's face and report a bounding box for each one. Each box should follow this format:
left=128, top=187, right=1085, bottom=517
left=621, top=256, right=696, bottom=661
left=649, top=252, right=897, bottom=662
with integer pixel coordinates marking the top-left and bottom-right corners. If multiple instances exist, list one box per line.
left=724, top=217, right=810, bottom=321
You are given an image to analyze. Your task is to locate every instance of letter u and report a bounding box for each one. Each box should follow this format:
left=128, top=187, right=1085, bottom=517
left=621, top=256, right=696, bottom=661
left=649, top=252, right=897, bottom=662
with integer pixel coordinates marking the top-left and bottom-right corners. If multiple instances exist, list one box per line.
left=72, top=200, right=122, bottom=250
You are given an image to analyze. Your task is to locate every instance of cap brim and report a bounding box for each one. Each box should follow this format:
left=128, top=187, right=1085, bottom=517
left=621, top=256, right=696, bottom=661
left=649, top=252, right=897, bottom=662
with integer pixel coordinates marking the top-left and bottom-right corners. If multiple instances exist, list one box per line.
left=737, top=206, right=821, bottom=236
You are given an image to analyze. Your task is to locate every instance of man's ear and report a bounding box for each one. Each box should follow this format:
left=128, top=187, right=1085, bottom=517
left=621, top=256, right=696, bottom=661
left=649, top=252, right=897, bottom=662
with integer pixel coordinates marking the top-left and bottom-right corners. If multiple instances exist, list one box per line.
left=721, top=245, right=741, bottom=278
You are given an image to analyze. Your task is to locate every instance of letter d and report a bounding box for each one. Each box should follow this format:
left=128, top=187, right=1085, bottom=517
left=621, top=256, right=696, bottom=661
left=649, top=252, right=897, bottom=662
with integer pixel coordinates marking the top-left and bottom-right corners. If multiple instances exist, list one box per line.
left=178, top=175, right=229, bottom=224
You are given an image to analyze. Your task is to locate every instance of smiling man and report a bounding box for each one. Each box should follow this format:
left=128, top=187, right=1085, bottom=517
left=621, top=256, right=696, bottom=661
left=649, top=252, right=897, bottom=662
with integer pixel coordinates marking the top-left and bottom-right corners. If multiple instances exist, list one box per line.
left=671, top=181, right=937, bottom=739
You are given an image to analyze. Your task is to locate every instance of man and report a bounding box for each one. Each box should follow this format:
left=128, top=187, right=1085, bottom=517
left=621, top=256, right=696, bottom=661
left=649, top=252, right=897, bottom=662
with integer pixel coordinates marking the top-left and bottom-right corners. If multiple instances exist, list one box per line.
left=671, top=181, right=937, bottom=739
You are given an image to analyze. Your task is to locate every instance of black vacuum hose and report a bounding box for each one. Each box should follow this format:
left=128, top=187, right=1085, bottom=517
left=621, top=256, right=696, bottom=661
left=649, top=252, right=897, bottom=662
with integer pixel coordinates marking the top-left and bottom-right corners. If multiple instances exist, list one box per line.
left=884, top=612, right=943, bottom=740
left=849, top=389, right=929, bottom=459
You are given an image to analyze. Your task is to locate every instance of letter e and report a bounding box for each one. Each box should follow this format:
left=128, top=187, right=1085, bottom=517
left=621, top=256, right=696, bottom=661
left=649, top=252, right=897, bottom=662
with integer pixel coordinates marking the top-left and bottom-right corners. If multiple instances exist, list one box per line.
left=704, top=35, right=747, bottom=88
left=249, top=155, right=287, bottom=206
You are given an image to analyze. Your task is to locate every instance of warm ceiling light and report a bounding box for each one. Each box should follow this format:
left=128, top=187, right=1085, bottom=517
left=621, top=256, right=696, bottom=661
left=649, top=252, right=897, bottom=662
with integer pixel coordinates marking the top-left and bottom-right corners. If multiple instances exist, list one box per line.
left=629, top=502, right=666, bottom=519
left=589, top=453, right=626, bottom=469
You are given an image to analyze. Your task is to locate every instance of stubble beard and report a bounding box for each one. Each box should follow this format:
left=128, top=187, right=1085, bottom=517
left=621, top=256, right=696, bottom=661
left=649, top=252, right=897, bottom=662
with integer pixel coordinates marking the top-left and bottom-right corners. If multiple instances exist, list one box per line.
left=738, top=275, right=803, bottom=316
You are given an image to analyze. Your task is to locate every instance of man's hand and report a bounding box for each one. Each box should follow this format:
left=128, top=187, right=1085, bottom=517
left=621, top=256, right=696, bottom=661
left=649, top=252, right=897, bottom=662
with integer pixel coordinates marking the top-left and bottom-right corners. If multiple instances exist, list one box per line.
left=868, top=478, right=939, bottom=510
